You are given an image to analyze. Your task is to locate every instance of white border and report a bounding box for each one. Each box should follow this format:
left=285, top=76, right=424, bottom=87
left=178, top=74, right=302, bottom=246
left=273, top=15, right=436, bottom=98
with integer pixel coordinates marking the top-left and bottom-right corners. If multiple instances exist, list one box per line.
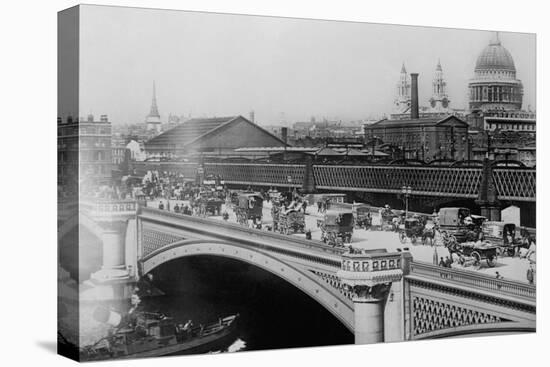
left=1, top=1, right=547, bottom=367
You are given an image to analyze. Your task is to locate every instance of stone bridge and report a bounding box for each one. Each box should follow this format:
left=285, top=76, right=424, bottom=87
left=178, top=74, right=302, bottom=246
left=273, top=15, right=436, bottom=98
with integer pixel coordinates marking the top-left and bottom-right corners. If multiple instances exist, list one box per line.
left=77, top=200, right=536, bottom=344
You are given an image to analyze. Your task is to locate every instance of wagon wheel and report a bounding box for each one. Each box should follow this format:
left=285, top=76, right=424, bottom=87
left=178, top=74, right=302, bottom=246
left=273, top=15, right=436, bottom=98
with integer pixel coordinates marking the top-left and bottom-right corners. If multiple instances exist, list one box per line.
left=411, top=234, right=417, bottom=245
left=471, top=251, right=481, bottom=266
left=486, top=254, right=497, bottom=268
left=399, top=231, right=407, bottom=244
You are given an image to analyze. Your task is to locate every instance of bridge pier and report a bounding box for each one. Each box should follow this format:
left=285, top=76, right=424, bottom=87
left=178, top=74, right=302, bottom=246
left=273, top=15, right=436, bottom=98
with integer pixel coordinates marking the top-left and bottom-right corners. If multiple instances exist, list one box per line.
left=477, top=158, right=501, bottom=221
left=91, top=221, right=130, bottom=283
left=337, top=250, right=404, bottom=345
left=81, top=200, right=138, bottom=301
left=351, top=285, right=390, bottom=344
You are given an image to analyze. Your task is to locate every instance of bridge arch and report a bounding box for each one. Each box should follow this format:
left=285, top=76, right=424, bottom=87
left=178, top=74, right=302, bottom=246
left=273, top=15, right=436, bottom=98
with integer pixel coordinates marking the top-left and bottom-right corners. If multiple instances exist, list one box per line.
left=140, top=239, right=354, bottom=332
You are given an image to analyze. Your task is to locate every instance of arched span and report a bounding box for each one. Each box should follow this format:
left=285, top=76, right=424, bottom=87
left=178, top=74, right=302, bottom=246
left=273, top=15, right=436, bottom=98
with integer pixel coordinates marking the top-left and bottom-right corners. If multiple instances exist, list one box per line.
left=414, top=321, right=536, bottom=340
left=140, top=239, right=354, bottom=332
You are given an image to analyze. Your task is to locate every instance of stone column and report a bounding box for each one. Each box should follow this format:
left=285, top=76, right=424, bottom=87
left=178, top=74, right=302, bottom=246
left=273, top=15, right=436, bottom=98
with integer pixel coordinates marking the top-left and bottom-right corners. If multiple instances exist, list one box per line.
left=477, top=158, right=500, bottom=221
left=337, top=251, right=404, bottom=345
left=91, top=220, right=130, bottom=283
left=83, top=199, right=137, bottom=301
left=351, top=284, right=391, bottom=344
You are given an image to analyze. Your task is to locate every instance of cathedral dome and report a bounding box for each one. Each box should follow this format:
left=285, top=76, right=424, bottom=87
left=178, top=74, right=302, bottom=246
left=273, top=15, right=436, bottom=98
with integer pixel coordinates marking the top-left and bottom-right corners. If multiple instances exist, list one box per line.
left=474, top=38, right=516, bottom=73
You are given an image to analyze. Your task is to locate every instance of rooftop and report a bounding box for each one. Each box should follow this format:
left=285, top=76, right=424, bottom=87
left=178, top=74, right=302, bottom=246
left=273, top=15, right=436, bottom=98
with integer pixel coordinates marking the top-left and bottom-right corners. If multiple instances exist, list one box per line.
left=145, top=116, right=239, bottom=147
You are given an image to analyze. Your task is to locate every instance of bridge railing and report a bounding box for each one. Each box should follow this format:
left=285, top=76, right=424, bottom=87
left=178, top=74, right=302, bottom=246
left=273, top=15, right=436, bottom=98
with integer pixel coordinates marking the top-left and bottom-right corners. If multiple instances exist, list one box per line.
left=409, top=261, right=536, bottom=301
left=80, top=198, right=138, bottom=218
left=138, top=207, right=346, bottom=261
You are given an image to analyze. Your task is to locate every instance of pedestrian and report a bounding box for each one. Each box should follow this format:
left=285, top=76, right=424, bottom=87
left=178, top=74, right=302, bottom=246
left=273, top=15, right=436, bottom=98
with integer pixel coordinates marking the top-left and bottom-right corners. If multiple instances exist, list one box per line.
left=302, top=200, right=307, bottom=214
left=444, top=256, right=452, bottom=268
left=438, top=257, right=446, bottom=267
left=305, top=229, right=312, bottom=240
left=495, top=272, right=503, bottom=280
left=174, top=203, right=180, bottom=213
left=526, top=263, right=535, bottom=285
left=158, top=201, right=164, bottom=210
left=317, top=201, right=322, bottom=213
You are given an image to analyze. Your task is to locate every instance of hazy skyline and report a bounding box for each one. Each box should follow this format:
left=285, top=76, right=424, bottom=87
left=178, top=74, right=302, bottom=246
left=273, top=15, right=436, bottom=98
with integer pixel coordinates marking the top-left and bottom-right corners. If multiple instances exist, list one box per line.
left=79, top=5, right=536, bottom=126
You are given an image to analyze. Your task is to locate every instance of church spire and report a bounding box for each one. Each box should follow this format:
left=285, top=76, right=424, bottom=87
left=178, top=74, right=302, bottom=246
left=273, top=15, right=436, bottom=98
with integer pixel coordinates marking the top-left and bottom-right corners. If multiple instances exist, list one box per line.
left=401, top=62, right=407, bottom=74
left=436, top=58, right=442, bottom=71
left=148, top=81, right=160, bottom=118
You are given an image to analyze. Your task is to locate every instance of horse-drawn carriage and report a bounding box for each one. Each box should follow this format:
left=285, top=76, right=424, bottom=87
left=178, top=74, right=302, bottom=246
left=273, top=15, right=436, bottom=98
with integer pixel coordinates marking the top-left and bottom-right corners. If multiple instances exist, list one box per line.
left=482, top=221, right=532, bottom=257
left=195, top=190, right=224, bottom=216
left=278, top=207, right=305, bottom=235
left=438, top=207, right=485, bottom=243
left=353, top=203, right=372, bottom=229
left=380, top=207, right=398, bottom=231
left=235, top=193, right=263, bottom=227
left=317, top=210, right=354, bottom=246
left=445, top=237, right=499, bottom=268
left=398, top=218, right=424, bottom=245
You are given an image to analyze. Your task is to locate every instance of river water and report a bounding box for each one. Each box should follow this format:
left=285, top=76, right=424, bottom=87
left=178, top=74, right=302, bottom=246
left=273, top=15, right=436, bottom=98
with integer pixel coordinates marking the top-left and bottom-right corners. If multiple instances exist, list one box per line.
left=140, top=255, right=353, bottom=353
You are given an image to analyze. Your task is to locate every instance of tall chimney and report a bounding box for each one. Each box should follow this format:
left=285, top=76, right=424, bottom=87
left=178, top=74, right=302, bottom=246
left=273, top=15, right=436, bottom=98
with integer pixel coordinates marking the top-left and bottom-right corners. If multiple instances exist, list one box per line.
left=410, top=73, right=419, bottom=119
left=281, top=127, right=288, bottom=145
left=281, top=127, right=288, bottom=161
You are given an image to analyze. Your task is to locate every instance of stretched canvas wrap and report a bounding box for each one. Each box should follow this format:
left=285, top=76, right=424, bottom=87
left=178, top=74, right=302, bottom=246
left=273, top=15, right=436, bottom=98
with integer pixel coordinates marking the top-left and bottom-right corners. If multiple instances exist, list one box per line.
left=57, top=4, right=536, bottom=362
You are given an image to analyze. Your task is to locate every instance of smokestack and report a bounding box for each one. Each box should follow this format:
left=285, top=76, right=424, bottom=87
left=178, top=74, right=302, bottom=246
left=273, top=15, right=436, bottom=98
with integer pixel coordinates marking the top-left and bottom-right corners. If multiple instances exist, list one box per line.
left=410, top=73, right=419, bottom=119
left=281, top=127, right=288, bottom=161
left=281, top=127, right=288, bottom=145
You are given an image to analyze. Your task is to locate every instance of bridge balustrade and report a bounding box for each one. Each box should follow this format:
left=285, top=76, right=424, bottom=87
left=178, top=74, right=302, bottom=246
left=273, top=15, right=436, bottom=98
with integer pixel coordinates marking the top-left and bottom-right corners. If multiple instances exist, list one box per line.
left=80, top=198, right=138, bottom=218
left=409, top=261, right=536, bottom=301
left=138, top=207, right=345, bottom=264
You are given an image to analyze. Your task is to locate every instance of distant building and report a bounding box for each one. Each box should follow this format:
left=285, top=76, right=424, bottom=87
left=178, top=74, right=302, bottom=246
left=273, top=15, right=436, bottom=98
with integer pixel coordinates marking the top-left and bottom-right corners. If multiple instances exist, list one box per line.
left=364, top=115, right=469, bottom=161
left=144, top=115, right=288, bottom=158
left=393, top=63, right=411, bottom=114
left=58, top=114, right=112, bottom=189
left=468, top=33, right=523, bottom=113
left=145, top=81, right=162, bottom=133
left=466, top=33, right=536, bottom=165
left=126, top=140, right=146, bottom=161
left=391, top=61, right=463, bottom=120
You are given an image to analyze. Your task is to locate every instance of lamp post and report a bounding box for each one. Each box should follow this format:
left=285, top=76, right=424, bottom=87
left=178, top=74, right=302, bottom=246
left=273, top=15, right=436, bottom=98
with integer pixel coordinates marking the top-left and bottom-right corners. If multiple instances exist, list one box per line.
left=486, top=130, right=492, bottom=160
left=401, top=185, right=412, bottom=218
left=462, top=134, right=472, bottom=162
left=287, top=175, right=292, bottom=193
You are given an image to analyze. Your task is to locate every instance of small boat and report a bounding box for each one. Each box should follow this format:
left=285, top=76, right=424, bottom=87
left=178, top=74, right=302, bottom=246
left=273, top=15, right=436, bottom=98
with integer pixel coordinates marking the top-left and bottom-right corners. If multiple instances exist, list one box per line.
left=80, top=310, right=239, bottom=361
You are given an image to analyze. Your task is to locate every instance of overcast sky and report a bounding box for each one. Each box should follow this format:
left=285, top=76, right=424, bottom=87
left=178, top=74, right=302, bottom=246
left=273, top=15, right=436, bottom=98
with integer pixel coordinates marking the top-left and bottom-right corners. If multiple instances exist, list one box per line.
left=79, top=5, right=536, bottom=126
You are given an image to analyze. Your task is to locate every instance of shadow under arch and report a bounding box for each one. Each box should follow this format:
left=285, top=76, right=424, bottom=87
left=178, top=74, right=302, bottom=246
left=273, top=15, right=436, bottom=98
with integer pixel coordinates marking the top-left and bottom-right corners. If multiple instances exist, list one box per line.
left=140, top=239, right=354, bottom=332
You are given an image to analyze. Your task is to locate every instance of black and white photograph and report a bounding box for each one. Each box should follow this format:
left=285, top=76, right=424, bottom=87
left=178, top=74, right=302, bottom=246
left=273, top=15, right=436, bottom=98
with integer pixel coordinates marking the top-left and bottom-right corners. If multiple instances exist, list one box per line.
left=54, top=3, right=540, bottom=362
